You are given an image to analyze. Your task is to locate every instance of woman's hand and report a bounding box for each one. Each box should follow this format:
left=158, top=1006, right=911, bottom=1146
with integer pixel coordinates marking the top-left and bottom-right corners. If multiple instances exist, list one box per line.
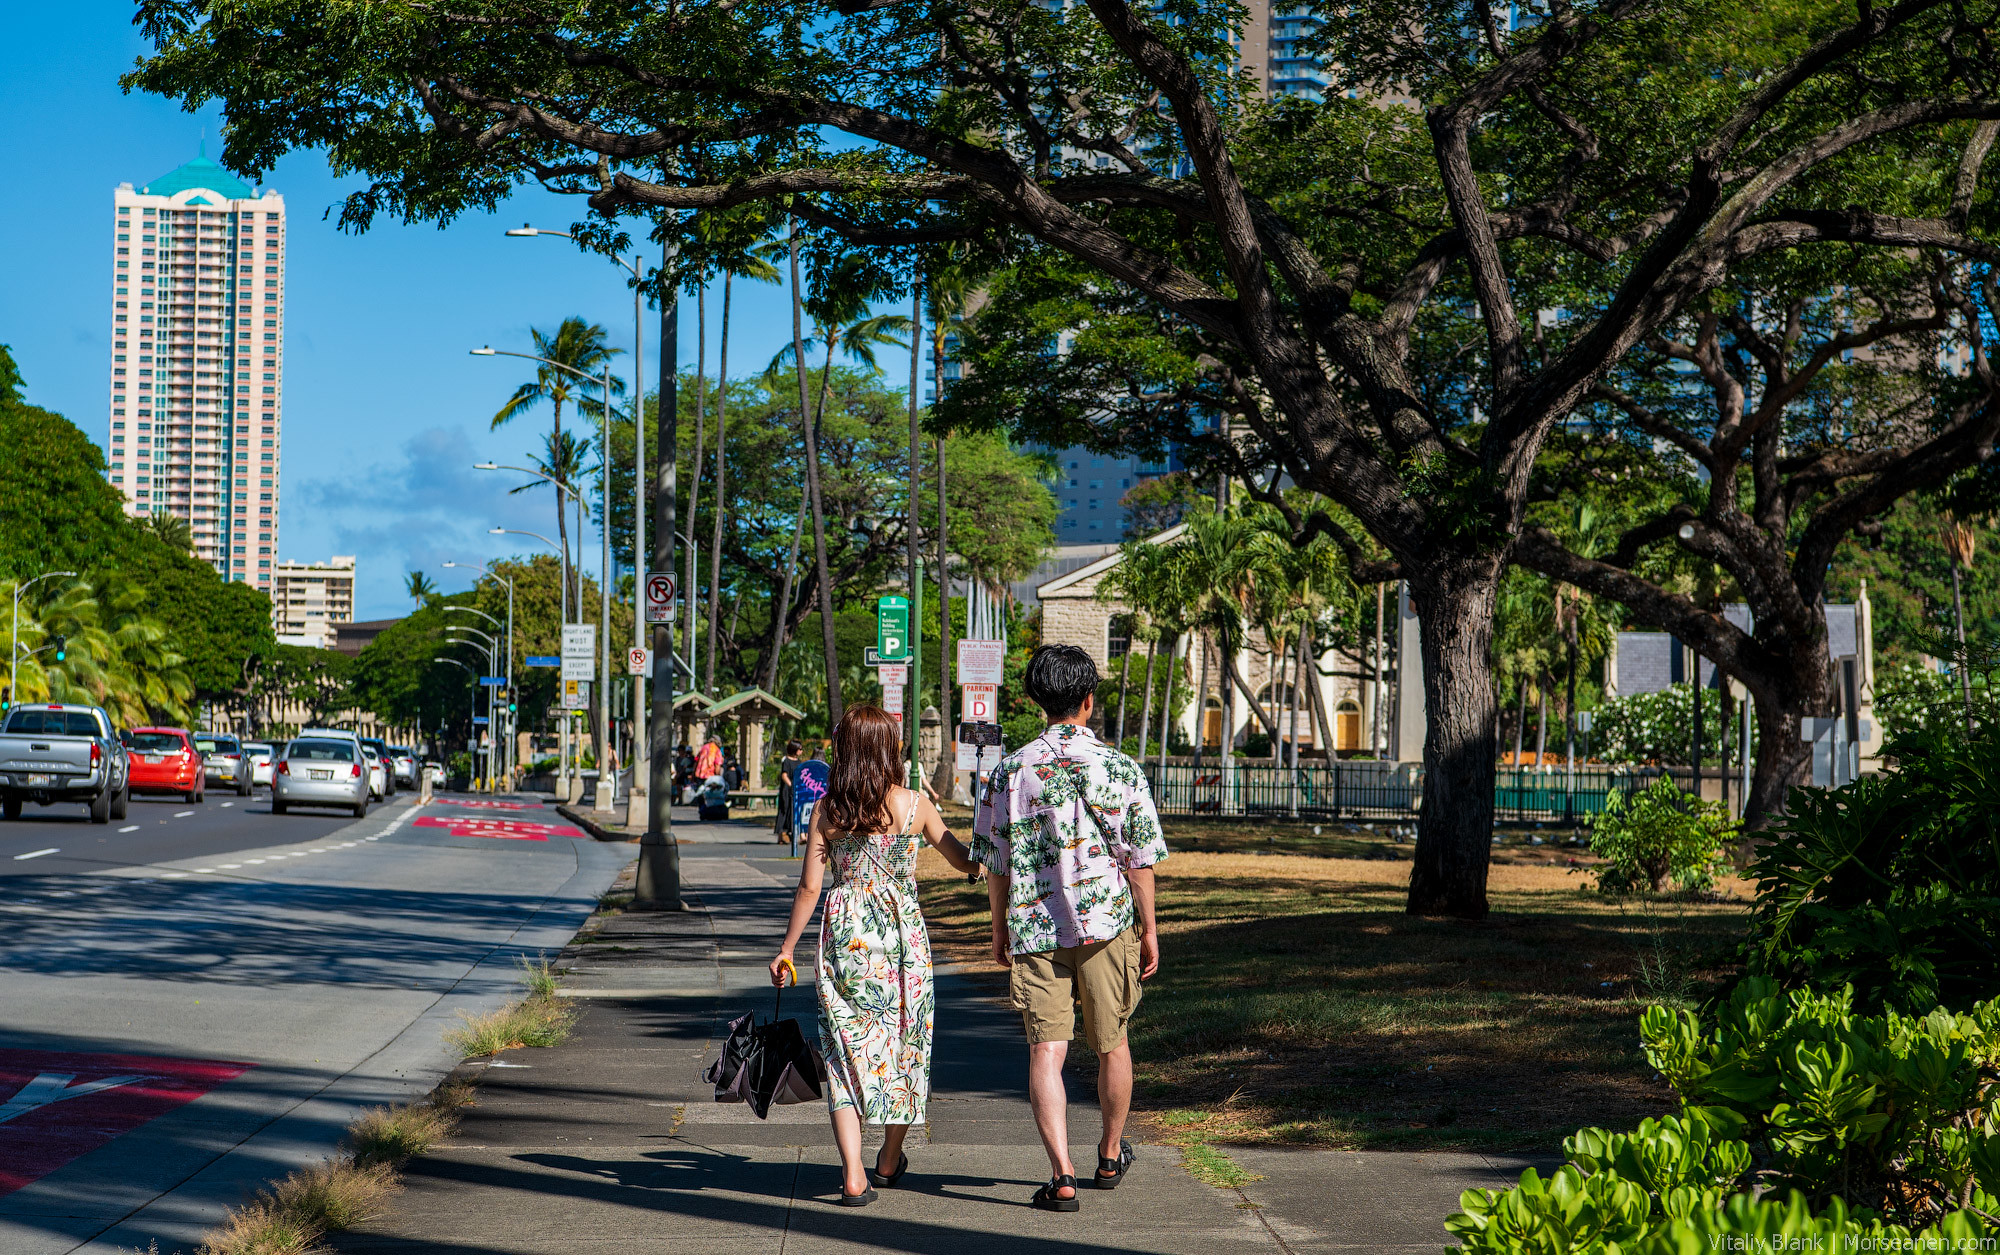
left=769, top=951, right=797, bottom=987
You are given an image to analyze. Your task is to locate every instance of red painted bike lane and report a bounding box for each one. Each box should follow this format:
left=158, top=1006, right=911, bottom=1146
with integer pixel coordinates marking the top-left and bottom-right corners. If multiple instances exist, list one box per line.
left=0, top=1049, right=254, bottom=1197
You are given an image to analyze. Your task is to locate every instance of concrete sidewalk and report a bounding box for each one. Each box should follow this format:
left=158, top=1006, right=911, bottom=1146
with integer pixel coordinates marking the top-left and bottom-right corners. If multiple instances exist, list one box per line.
left=333, top=822, right=1549, bottom=1255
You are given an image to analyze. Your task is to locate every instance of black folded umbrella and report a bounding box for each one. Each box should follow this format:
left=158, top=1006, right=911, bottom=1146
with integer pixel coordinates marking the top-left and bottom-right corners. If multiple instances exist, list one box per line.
left=705, top=977, right=825, bottom=1119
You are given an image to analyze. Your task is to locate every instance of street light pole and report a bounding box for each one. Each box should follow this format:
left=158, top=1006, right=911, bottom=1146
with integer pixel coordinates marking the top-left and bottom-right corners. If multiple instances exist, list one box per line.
left=432, top=656, right=480, bottom=782
left=478, top=466, right=586, bottom=794
left=638, top=236, right=682, bottom=910
left=445, top=622, right=499, bottom=790
left=444, top=589, right=513, bottom=787
left=598, top=358, right=616, bottom=813
left=9, top=570, right=76, bottom=711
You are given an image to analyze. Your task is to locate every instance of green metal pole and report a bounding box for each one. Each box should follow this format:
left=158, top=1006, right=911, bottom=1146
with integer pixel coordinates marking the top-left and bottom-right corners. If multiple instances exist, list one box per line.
left=911, top=559, right=924, bottom=788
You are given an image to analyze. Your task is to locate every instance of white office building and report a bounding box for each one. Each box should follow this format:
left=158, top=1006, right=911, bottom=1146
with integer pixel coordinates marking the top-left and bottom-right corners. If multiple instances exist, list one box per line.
left=271, top=556, right=357, bottom=650
left=106, top=155, right=287, bottom=592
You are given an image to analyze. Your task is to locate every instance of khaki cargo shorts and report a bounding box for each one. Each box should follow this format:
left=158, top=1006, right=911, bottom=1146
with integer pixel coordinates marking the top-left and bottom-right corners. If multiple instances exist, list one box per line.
left=1009, top=926, right=1142, bottom=1051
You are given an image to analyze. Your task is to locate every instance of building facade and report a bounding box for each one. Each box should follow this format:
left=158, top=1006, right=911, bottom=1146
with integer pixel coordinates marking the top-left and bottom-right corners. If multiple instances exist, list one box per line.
left=107, top=156, right=286, bottom=591
left=271, top=556, right=356, bottom=650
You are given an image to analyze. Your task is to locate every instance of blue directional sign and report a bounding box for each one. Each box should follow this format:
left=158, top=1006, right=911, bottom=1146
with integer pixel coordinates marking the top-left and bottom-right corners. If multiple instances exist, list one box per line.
left=479, top=676, right=507, bottom=686
left=472, top=716, right=490, bottom=726
left=525, top=655, right=560, bottom=668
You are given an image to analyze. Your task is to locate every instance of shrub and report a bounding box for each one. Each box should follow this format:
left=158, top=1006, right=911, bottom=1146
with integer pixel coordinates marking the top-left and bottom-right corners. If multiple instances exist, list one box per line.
left=1446, top=980, right=2000, bottom=1251
left=1584, top=778, right=1733, bottom=895
left=1590, top=687, right=1735, bottom=767
left=1745, top=722, right=2000, bottom=1012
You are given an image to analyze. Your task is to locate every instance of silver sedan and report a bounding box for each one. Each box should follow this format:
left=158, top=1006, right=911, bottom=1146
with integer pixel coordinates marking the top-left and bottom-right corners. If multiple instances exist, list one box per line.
left=272, top=737, right=370, bottom=818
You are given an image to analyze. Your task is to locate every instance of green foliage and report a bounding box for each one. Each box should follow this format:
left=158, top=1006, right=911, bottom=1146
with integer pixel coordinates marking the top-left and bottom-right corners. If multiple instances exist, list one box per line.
left=1874, top=661, right=2000, bottom=741
left=1744, top=724, right=2000, bottom=1013
left=1585, top=778, right=1735, bottom=897
left=1591, top=687, right=1735, bottom=767
left=1448, top=982, right=2000, bottom=1251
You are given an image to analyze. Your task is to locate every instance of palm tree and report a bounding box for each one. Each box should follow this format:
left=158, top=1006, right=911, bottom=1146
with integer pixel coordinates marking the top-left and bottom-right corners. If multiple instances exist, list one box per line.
left=405, top=571, right=437, bottom=607
left=491, top=317, right=622, bottom=613
left=1940, top=512, right=1979, bottom=735
left=925, top=255, right=981, bottom=737
left=693, top=216, right=781, bottom=694
left=141, top=510, right=195, bottom=555
left=771, top=231, right=910, bottom=723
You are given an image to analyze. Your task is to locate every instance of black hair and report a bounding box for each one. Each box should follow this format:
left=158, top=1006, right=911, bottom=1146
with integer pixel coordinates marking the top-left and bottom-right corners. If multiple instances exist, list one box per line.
left=785, top=739, right=802, bottom=754
left=1024, top=644, right=1099, bottom=721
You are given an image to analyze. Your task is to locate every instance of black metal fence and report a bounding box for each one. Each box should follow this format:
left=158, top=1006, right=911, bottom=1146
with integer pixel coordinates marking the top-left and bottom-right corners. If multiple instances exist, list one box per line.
left=1143, top=761, right=1687, bottom=825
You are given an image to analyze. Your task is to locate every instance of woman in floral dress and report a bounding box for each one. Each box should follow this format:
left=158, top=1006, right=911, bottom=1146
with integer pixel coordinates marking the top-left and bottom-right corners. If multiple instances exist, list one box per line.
left=772, top=705, right=977, bottom=1205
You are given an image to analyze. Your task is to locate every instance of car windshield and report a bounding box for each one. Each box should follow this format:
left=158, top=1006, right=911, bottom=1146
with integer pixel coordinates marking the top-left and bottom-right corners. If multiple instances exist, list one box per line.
left=5, top=710, right=104, bottom=737
left=195, top=737, right=239, bottom=754
left=130, top=732, right=184, bottom=752
left=288, top=740, right=355, bottom=762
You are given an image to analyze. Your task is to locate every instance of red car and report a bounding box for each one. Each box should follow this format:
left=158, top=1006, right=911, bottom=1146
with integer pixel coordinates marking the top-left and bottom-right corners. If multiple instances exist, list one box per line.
left=127, top=727, right=205, bottom=802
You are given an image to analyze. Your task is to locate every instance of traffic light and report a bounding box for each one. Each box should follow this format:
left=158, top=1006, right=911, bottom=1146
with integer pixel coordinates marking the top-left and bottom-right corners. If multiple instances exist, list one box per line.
left=51, top=635, right=66, bottom=662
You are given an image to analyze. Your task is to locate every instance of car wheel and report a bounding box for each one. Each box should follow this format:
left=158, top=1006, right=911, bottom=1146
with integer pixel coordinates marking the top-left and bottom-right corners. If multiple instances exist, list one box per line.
left=353, top=798, right=369, bottom=819
left=272, top=798, right=287, bottom=814
left=111, top=787, right=129, bottom=821
left=2, top=797, right=19, bottom=821
left=89, top=788, right=112, bottom=825
left=186, top=787, right=199, bottom=803
left=238, top=777, right=252, bottom=797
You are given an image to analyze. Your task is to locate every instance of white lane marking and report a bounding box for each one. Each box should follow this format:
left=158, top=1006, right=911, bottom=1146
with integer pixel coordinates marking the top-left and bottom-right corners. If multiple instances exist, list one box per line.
left=12, top=849, right=58, bottom=861
left=118, top=825, right=140, bottom=833
left=162, top=872, right=187, bottom=879
left=220, top=802, right=234, bottom=808
left=173, top=811, right=194, bottom=818
left=310, top=847, right=329, bottom=852
left=243, top=859, right=266, bottom=865
left=219, top=863, right=241, bottom=869
left=338, top=842, right=356, bottom=848
left=0, top=1073, right=148, bottom=1124
left=195, top=869, right=216, bottom=874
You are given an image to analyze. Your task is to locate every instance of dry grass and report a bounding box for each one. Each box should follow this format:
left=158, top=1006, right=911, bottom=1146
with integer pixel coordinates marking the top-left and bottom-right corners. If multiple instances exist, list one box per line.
left=445, top=985, right=575, bottom=1058
left=197, top=1161, right=397, bottom=1255
left=345, top=1101, right=459, bottom=1169
left=917, top=833, right=1753, bottom=1154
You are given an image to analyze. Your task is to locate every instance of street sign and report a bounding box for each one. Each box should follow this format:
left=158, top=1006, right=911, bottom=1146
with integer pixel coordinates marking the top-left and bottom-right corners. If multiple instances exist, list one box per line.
left=562, top=656, right=594, bottom=681
left=961, top=683, right=998, bottom=723
left=473, top=715, right=490, bottom=726
left=478, top=676, right=507, bottom=687
left=883, top=684, right=905, bottom=716
left=957, top=639, right=1005, bottom=685
left=645, top=572, right=676, bottom=623
left=524, top=655, right=560, bottom=668
left=562, top=679, right=590, bottom=710
left=627, top=647, right=651, bottom=675
left=876, top=595, right=910, bottom=663
left=863, top=646, right=881, bottom=667
left=561, top=624, right=596, bottom=657
left=878, top=663, right=908, bottom=687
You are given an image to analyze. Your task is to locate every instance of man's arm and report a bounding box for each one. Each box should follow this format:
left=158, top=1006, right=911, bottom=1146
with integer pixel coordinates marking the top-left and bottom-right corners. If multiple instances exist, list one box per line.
left=1126, top=866, right=1159, bottom=980
left=986, top=871, right=1013, bottom=969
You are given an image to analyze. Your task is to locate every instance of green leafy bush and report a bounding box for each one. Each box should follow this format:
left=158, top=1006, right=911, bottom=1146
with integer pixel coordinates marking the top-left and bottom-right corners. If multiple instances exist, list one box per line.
left=1590, top=687, right=1735, bottom=767
left=1447, top=980, right=2000, bottom=1252
left=1585, top=778, right=1734, bottom=895
left=1746, top=723, right=2000, bottom=1012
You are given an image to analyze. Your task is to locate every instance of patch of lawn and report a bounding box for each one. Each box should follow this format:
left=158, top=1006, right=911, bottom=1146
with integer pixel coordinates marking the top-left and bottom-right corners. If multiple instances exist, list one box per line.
left=916, top=845, right=1751, bottom=1154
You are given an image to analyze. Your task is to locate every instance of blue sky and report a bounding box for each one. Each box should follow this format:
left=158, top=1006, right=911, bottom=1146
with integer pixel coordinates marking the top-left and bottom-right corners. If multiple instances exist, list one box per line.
left=0, top=5, right=820, bottom=620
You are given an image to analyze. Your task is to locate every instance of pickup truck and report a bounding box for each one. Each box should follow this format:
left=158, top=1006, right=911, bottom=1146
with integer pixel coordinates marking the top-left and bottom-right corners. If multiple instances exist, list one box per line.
left=0, top=703, right=131, bottom=824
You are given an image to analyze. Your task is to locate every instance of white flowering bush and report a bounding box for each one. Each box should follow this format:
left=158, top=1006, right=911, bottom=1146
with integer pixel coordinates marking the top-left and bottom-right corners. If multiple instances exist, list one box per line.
left=1873, top=662, right=2000, bottom=740
left=1592, top=687, right=1735, bottom=765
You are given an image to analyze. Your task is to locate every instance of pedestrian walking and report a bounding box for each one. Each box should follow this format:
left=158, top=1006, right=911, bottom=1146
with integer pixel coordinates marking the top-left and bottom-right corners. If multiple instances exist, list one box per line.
left=971, top=644, right=1166, bottom=1211
left=770, top=705, right=978, bottom=1205
left=776, top=739, right=804, bottom=840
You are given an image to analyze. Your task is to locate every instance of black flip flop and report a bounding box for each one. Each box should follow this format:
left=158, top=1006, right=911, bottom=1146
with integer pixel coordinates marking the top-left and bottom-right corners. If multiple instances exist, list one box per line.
left=869, top=1151, right=909, bottom=1189
left=837, top=1186, right=879, bottom=1207
left=1032, top=1174, right=1081, bottom=1212
left=1093, top=1138, right=1135, bottom=1189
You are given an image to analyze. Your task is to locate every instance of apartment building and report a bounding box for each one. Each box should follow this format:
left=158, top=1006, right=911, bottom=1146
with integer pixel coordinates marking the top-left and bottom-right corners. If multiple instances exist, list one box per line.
left=271, top=556, right=356, bottom=650
left=105, top=154, right=287, bottom=591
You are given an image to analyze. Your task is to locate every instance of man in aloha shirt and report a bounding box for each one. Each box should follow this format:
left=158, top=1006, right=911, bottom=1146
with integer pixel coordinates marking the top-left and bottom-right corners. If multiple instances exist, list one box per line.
left=972, top=644, right=1167, bottom=1211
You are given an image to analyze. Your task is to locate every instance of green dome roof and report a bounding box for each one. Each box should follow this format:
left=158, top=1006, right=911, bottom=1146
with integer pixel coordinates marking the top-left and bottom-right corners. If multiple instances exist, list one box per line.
left=143, top=156, right=257, bottom=202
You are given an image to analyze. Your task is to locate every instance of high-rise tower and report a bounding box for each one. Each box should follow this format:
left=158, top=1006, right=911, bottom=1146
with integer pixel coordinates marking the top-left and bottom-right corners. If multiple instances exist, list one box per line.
left=106, top=156, right=286, bottom=591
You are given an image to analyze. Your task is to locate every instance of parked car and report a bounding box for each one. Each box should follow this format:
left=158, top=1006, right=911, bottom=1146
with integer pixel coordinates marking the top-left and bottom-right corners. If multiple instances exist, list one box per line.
left=359, top=738, right=397, bottom=797
left=272, top=735, right=369, bottom=818
left=423, top=761, right=445, bottom=789
left=389, top=747, right=416, bottom=788
left=0, top=703, right=130, bottom=823
left=242, top=742, right=276, bottom=788
left=128, top=727, right=205, bottom=802
left=362, top=746, right=388, bottom=800
left=194, top=733, right=253, bottom=796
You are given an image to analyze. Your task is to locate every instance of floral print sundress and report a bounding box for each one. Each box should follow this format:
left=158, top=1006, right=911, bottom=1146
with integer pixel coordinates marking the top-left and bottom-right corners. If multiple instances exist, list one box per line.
left=817, top=791, right=933, bottom=1125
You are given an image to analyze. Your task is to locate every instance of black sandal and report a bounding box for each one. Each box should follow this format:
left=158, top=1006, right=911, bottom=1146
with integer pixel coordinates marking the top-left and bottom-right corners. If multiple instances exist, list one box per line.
left=837, top=1185, right=878, bottom=1207
left=1093, top=1138, right=1135, bottom=1189
left=1032, top=1174, right=1080, bottom=1212
left=869, top=1151, right=909, bottom=1188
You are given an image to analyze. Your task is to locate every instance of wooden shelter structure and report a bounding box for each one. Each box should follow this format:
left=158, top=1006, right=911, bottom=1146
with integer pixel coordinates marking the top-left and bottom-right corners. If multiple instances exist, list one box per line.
left=704, top=688, right=806, bottom=789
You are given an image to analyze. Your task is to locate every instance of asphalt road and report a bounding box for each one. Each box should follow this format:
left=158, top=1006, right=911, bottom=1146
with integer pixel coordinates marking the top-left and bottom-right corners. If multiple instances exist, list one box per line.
left=0, top=789, right=632, bottom=1255
left=0, top=787, right=358, bottom=878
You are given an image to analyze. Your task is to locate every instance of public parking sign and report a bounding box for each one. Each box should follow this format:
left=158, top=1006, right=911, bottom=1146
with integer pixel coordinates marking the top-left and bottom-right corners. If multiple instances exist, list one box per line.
left=957, top=639, right=1005, bottom=685
left=645, top=572, right=676, bottom=623
left=876, top=595, right=910, bottom=662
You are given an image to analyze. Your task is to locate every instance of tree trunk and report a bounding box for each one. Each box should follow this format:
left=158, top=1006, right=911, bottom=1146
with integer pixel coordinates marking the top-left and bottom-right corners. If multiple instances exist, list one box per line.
left=1114, top=632, right=1132, bottom=749
left=788, top=226, right=843, bottom=725
left=1136, top=635, right=1157, bottom=760
left=1512, top=676, right=1527, bottom=768
left=1746, top=691, right=1812, bottom=828
left=1157, top=635, right=1178, bottom=774
left=1406, top=562, right=1504, bottom=920
left=1227, top=654, right=1284, bottom=741
left=1370, top=583, right=1386, bottom=756
left=1952, top=563, right=1974, bottom=735
left=1306, top=643, right=1338, bottom=759
left=703, top=272, right=731, bottom=695
left=1534, top=681, right=1547, bottom=768
left=763, top=491, right=809, bottom=693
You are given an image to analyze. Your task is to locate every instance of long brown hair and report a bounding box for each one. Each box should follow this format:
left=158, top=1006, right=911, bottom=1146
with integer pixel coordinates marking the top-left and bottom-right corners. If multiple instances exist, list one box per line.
left=822, top=704, right=903, bottom=834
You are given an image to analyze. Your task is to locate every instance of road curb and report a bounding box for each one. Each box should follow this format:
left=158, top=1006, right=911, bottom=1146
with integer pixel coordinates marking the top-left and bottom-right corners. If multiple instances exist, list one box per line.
left=555, top=803, right=632, bottom=842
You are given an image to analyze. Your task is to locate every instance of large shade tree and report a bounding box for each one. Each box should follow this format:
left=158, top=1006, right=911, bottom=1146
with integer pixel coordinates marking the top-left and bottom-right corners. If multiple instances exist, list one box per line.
left=131, top=0, right=2000, bottom=916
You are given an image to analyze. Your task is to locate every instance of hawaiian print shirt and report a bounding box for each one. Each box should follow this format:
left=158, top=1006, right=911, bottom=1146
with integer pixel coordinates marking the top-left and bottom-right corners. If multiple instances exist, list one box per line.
left=971, top=723, right=1169, bottom=955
